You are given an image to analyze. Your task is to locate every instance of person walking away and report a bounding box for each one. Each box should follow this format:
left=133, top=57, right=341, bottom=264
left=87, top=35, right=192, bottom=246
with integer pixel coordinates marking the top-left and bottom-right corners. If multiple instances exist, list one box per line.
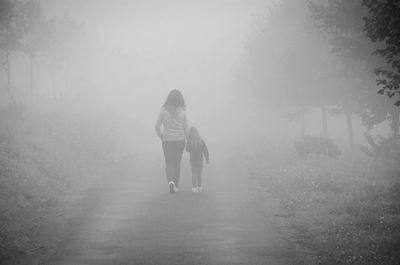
left=155, top=90, right=189, bottom=193
left=186, top=127, right=209, bottom=193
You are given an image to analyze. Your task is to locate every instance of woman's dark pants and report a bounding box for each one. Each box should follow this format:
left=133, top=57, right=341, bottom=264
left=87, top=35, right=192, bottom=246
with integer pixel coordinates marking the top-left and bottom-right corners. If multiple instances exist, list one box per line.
left=162, top=140, right=185, bottom=186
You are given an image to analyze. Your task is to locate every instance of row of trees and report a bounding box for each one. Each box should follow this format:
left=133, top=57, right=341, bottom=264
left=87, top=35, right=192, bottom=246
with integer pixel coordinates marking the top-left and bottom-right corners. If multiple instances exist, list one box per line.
left=0, top=0, right=81, bottom=106
left=310, top=0, right=400, bottom=140
left=242, top=0, right=399, bottom=149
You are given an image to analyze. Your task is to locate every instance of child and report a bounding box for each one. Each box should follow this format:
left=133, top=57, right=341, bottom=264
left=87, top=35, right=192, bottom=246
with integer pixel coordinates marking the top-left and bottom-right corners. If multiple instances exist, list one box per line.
left=186, top=127, right=209, bottom=193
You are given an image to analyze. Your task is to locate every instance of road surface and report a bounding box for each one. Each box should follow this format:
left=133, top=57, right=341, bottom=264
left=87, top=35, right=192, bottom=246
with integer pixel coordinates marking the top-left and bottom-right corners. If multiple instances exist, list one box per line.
left=46, top=155, right=302, bottom=265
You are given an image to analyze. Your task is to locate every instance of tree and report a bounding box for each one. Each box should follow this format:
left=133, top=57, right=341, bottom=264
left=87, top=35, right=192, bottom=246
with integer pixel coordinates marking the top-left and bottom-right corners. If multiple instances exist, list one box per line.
left=242, top=0, right=344, bottom=138
left=362, top=0, right=400, bottom=139
left=44, top=15, right=83, bottom=99
left=0, top=0, right=22, bottom=106
left=362, top=0, right=400, bottom=106
left=18, top=0, right=50, bottom=105
left=45, top=17, right=64, bottom=99
left=309, top=0, right=400, bottom=140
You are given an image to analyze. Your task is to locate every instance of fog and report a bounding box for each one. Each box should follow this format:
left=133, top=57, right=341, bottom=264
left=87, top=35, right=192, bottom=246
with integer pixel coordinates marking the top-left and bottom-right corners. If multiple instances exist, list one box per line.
left=1, top=0, right=399, bottom=264
left=3, top=0, right=282, bottom=152
left=44, top=0, right=267, bottom=126
left=3, top=0, right=388, bottom=149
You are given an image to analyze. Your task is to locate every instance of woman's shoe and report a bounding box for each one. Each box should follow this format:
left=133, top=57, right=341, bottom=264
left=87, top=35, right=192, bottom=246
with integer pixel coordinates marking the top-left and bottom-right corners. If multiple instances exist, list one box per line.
left=192, top=187, right=199, bottom=193
left=198, top=186, right=203, bottom=193
left=169, top=181, right=175, bottom=193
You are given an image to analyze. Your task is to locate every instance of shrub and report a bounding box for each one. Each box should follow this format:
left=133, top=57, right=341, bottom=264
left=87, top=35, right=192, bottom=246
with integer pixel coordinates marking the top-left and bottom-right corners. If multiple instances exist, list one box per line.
left=295, top=135, right=341, bottom=158
left=359, top=132, right=400, bottom=162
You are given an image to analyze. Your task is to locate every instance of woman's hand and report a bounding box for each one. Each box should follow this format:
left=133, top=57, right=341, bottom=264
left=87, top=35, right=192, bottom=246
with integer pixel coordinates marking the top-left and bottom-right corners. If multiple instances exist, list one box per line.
left=155, top=125, right=163, bottom=140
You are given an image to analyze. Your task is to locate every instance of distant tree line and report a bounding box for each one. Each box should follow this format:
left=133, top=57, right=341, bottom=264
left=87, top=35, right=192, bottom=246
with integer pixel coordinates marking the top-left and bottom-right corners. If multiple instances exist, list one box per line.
left=242, top=0, right=399, bottom=150
left=0, top=0, right=82, bottom=107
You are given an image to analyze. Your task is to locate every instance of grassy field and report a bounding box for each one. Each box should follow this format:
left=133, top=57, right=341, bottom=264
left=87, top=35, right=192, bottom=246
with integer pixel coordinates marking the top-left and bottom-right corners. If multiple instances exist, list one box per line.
left=241, top=138, right=400, bottom=265
left=0, top=107, right=116, bottom=264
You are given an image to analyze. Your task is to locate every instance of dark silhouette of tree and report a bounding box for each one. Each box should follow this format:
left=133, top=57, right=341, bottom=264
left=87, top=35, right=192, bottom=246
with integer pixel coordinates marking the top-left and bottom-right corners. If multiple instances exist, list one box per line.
left=18, top=0, right=50, bottom=105
left=0, top=0, right=22, bottom=106
left=362, top=0, right=400, bottom=139
left=45, top=18, right=62, bottom=99
left=44, top=15, right=83, bottom=99
left=309, top=0, right=400, bottom=140
left=362, top=0, right=400, bottom=106
left=243, top=0, right=344, bottom=139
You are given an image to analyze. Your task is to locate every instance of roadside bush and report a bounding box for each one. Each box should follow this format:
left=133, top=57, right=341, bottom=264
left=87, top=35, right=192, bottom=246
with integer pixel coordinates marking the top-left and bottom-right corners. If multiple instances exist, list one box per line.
left=295, top=135, right=341, bottom=158
left=0, top=108, right=115, bottom=264
left=359, top=132, right=400, bottom=162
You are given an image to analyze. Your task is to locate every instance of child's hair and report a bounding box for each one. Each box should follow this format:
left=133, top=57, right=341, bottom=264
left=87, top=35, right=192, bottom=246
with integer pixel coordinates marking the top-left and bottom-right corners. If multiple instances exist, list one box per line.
left=188, top=127, right=202, bottom=150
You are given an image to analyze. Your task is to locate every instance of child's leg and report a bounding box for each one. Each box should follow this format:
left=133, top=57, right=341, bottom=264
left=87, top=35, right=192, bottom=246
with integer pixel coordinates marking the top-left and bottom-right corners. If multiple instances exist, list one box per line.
left=191, top=161, right=198, bottom=188
left=197, top=161, right=204, bottom=188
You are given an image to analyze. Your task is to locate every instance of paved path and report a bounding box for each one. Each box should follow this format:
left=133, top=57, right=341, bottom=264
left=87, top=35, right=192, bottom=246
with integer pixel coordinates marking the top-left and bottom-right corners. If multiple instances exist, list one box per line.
left=47, top=155, right=300, bottom=265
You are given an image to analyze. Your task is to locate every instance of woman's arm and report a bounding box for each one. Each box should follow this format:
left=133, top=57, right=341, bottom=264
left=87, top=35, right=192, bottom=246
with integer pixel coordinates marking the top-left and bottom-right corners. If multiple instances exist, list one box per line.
left=202, top=140, right=209, bottom=163
left=155, top=111, right=163, bottom=140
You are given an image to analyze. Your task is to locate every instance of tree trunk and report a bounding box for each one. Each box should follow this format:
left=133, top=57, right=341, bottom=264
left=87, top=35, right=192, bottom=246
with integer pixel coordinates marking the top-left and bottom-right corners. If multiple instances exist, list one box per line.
left=346, top=110, right=355, bottom=149
left=321, top=105, right=328, bottom=138
left=30, top=54, right=34, bottom=105
left=391, top=107, right=400, bottom=140
left=6, top=50, right=11, bottom=106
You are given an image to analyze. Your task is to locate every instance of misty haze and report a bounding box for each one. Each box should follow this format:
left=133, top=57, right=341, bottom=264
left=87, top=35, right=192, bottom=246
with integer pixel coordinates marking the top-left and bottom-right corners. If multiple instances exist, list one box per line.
left=1, top=0, right=400, bottom=264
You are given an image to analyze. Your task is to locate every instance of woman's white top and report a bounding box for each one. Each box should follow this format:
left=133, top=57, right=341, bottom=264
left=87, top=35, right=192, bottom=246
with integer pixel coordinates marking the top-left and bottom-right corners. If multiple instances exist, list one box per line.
left=155, top=106, right=189, bottom=141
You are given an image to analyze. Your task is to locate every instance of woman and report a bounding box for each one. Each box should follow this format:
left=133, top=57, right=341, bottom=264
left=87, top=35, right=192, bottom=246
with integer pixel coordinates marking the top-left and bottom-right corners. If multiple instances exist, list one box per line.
left=155, top=90, right=189, bottom=193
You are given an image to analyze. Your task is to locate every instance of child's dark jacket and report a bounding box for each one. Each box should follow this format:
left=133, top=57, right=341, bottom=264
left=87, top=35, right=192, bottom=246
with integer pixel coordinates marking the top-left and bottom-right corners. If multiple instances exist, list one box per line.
left=186, top=140, right=209, bottom=162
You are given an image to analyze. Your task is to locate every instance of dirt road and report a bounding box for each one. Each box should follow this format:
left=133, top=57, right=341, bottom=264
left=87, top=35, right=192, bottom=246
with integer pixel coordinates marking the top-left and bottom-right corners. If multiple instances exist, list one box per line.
left=47, top=155, right=301, bottom=265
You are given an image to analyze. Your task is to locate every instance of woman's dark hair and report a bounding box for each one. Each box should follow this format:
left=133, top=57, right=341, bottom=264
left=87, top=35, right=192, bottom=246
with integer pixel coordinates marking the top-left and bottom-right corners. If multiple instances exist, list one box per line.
left=163, top=89, right=185, bottom=110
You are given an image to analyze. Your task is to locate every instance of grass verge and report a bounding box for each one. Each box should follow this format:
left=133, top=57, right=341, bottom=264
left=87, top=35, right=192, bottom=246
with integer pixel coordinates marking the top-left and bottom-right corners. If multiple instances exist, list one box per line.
left=0, top=107, right=115, bottom=264
left=242, top=142, right=400, bottom=265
